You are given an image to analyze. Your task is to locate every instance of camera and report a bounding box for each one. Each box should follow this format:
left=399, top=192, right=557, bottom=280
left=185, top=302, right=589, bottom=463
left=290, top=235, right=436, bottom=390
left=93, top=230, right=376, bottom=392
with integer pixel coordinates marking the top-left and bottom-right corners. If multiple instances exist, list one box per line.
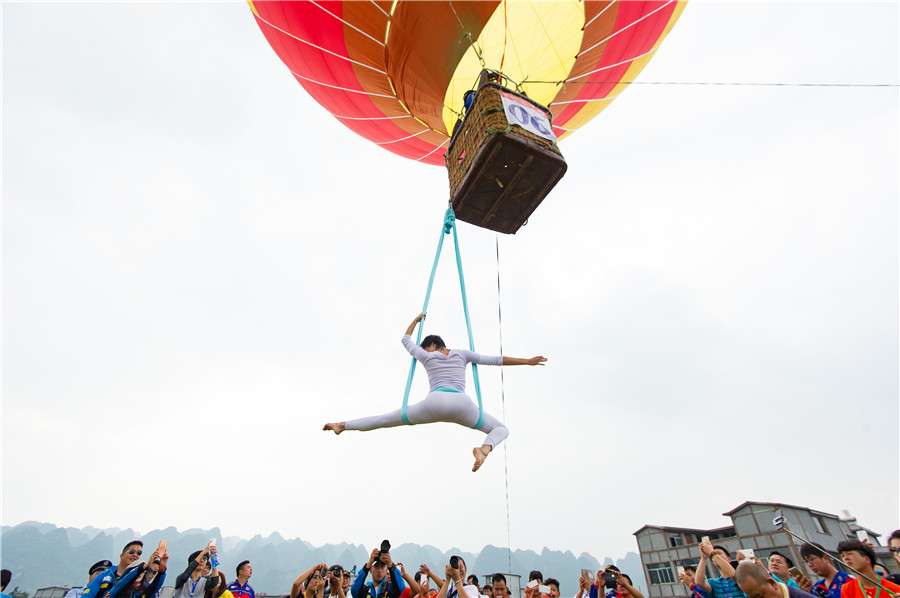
left=603, top=571, right=618, bottom=589
left=450, top=556, right=459, bottom=570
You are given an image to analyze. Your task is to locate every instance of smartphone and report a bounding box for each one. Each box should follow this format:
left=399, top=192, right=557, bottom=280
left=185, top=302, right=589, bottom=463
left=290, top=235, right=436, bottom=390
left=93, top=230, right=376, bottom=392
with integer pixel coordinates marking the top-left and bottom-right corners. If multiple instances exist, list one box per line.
left=788, top=567, right=802, bottom=579
left=701, top=536, right=710, bottom=545
left=526, top=581, right=539, bottom=589
left=581, top=569, right=594, bottom=583
left=676, top=566, right=685, bottom=576
left=539, top=586, right=551, bottom=595
left=740, top=549, right=755, bottom=560
left=157, top=541, right=168, bottom=557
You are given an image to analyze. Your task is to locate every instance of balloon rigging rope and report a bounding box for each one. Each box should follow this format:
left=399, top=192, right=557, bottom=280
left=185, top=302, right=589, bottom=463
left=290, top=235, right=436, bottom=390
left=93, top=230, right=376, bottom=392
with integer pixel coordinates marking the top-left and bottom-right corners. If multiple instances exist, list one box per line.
left=253, top=10, right=385, bottom=74
left=496, top=233, right=512, bottom=576
left=499, top=0, right=508, bottom=77
left=531, top=78, right=899, bottom=88
left=448, top=0, right=485, bottom=68
left=580, top=0, right=675, bottom=57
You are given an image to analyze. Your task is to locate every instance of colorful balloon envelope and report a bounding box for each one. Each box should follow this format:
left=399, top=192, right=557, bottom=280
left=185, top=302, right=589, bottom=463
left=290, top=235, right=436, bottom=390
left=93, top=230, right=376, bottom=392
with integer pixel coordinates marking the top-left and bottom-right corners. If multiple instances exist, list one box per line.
left=250, top=0, right=686, bottom=167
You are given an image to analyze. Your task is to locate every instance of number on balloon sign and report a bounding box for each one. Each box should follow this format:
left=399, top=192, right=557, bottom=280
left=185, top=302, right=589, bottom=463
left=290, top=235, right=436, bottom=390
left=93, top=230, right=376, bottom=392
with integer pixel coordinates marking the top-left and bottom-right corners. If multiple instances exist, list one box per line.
left=529, top=115, right=552, bottom=136
left=503, top=97, right=555, bottom=141
left=508, top=104, right=530, bottom=126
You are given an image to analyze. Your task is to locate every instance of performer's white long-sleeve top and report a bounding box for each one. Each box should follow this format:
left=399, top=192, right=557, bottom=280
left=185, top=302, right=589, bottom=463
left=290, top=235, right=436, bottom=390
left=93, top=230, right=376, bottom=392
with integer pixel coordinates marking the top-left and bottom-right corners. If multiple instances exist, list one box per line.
left=402, top=334, right=501, bottom=392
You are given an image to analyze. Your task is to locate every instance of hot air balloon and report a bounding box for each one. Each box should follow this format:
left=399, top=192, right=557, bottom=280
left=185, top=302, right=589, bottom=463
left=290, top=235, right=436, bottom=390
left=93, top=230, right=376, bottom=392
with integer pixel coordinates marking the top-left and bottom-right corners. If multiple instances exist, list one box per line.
left=250, top=1, right=685, bottom=232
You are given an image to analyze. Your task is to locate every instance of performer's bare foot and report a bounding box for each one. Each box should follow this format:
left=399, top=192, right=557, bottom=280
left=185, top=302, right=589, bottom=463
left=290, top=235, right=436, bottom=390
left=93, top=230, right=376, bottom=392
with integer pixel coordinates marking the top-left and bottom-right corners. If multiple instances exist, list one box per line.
left=323, top=422, right=345, bottom=435
left=472, top=445, right=491, bottom=472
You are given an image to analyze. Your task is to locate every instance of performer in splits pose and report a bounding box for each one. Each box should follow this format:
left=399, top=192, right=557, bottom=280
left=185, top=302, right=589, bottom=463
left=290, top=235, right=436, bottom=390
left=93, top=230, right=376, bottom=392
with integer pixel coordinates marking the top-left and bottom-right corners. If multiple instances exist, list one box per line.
left=324, top=313, right=547, bottom=471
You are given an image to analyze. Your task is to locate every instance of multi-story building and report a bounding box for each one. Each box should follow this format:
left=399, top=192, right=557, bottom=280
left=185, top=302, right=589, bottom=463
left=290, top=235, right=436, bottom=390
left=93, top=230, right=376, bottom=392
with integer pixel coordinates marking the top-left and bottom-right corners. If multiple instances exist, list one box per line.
left=633, top=501, right=890, bottom=598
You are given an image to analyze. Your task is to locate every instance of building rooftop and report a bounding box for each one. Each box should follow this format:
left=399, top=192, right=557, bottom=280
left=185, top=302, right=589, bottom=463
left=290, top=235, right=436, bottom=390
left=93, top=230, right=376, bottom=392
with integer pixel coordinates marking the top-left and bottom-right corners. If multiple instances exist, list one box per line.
left=633, top=524, right=734, bottom=536
left=721, top=501, right=841, bottom=519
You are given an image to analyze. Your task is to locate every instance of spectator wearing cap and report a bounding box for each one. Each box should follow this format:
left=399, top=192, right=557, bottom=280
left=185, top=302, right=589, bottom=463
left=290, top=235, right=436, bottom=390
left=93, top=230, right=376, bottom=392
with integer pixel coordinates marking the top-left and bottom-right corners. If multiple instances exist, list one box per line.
left=64, top=561, right=114, bottom=598
left=83, top=541, right=149, bottom=598
left=589, top=566, right=621, bottom=598
left=1, top=569, right=12, bottom=598
left=228, top=562, right=254, bottom=598
left=343, top=571, right=354, bottom=598
left=173, top=542, right=219, bottom=598
left=768, top=552, right=801, bottom=589
left=837, top=540, right=900, bottom=598
left=734, top=562, right=814, bottom=598
left=797, top=543, right=851, bottom=598
left=694, top=543, right=747, bottom=598
left=609, top=574, right=644, bottom=598
left=351, top=546, right=405, bottom=598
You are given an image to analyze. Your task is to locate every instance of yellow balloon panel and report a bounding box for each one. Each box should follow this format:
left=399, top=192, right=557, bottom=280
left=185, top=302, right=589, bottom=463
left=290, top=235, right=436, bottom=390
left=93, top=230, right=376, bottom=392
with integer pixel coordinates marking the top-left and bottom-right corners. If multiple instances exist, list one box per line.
left=441, top=0, right=585, bottom=134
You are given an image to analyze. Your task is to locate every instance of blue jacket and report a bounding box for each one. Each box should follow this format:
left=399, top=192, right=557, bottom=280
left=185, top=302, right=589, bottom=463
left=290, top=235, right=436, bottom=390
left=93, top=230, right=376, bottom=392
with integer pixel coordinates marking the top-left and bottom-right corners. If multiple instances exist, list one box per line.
left=111, top=570, right=167, bottom=598
left=83, top=566, right=143, bottom=598
left=351, top=565, right=405, bottom=598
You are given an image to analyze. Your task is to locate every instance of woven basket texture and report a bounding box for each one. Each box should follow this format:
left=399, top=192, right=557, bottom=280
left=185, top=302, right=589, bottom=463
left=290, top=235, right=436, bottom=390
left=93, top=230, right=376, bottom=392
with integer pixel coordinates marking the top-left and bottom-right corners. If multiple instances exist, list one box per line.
left=445, top=83, right=561, bottom=190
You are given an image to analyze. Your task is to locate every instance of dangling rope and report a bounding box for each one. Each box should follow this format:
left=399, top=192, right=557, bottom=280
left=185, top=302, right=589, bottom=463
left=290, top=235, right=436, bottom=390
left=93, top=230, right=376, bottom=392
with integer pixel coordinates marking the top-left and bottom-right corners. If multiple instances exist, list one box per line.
left=496, top=233, right=512, bottom=575
left=401, top=208, right=485, bottom=428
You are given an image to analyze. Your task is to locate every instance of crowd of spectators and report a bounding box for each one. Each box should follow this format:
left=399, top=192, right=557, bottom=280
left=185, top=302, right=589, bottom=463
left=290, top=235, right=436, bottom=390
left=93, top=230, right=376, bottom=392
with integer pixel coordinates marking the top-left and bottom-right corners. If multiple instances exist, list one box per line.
left=4, top=531, right=899, bottom=598
left=675, top=534, right=900, bottom=598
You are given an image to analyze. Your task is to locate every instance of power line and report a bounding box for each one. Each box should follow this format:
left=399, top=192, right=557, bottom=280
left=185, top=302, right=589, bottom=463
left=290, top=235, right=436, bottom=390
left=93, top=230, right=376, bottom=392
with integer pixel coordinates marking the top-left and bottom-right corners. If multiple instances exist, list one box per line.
left=530, top=80, right=899, bottom=88
left=588, top=80, right=899, bottom=87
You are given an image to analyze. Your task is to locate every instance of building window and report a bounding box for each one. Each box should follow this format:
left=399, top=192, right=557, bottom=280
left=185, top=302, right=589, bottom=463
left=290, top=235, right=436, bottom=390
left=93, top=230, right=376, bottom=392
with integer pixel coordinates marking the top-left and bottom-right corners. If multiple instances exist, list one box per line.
left=648, top=563, right=676, bottom=585
left=670, top=534, right=685, bottom=547
left=812, top=516, right=829, bottom=535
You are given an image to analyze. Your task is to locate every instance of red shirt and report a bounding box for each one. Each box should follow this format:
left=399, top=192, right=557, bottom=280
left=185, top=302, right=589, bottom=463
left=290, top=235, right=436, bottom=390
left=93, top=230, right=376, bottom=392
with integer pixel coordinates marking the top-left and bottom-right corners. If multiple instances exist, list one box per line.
left=839, top=578, right=900, bottom=598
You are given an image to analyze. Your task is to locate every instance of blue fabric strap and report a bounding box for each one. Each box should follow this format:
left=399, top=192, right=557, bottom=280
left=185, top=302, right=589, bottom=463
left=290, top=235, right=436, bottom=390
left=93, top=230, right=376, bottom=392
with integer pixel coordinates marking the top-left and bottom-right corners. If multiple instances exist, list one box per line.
left=401, top=208, right=485, bottom=429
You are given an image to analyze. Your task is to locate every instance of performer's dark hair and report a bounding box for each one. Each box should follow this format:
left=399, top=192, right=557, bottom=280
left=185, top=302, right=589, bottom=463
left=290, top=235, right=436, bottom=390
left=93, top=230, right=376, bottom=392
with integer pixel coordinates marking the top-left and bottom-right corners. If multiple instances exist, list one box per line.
left=421, top=335, right=446, bottom=350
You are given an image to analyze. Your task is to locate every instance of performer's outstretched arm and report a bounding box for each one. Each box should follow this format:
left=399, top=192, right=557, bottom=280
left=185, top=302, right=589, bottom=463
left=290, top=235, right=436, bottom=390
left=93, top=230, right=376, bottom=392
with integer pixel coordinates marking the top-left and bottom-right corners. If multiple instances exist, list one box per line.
left=501, top=356, right=547, bottom=366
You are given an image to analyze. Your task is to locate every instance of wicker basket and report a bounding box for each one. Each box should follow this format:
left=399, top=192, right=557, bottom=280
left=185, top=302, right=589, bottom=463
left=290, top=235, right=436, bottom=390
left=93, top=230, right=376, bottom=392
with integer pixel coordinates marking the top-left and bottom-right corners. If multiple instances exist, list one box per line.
left=445, top=81, right=566, bottom=234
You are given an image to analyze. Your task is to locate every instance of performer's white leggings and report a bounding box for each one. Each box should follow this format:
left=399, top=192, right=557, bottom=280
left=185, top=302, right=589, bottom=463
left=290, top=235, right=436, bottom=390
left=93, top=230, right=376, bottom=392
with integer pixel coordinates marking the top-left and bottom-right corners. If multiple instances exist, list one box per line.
left=345, top=390, right=509, bottom=448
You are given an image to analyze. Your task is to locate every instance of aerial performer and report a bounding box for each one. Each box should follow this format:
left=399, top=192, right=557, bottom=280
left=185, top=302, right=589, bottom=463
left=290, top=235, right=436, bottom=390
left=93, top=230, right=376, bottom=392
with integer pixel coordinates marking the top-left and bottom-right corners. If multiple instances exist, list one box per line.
left=324, top=313, right=547, bottom=472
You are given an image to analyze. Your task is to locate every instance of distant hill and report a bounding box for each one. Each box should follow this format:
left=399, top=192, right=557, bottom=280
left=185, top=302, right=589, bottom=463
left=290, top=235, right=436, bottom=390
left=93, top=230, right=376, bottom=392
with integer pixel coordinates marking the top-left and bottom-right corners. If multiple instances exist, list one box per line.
left=0, top=522, right=647, bottom=597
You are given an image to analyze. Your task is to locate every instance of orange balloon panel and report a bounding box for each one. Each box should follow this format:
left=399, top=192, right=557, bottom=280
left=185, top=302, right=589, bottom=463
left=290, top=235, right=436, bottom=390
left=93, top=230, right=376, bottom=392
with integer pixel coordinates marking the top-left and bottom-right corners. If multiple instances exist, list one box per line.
left=250, top=1, right=686, bottom=166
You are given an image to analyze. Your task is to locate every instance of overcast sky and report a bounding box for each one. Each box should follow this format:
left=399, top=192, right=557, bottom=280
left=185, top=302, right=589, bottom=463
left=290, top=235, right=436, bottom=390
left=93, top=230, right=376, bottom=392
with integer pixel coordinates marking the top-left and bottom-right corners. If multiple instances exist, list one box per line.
left=2, top=1, right=898, bottom=563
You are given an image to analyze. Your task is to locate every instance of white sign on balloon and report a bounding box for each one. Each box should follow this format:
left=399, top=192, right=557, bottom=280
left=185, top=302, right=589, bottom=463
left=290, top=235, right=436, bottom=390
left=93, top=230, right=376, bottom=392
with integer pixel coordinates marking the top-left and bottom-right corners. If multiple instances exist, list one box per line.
left=499, top=91, right=558, bottom=142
